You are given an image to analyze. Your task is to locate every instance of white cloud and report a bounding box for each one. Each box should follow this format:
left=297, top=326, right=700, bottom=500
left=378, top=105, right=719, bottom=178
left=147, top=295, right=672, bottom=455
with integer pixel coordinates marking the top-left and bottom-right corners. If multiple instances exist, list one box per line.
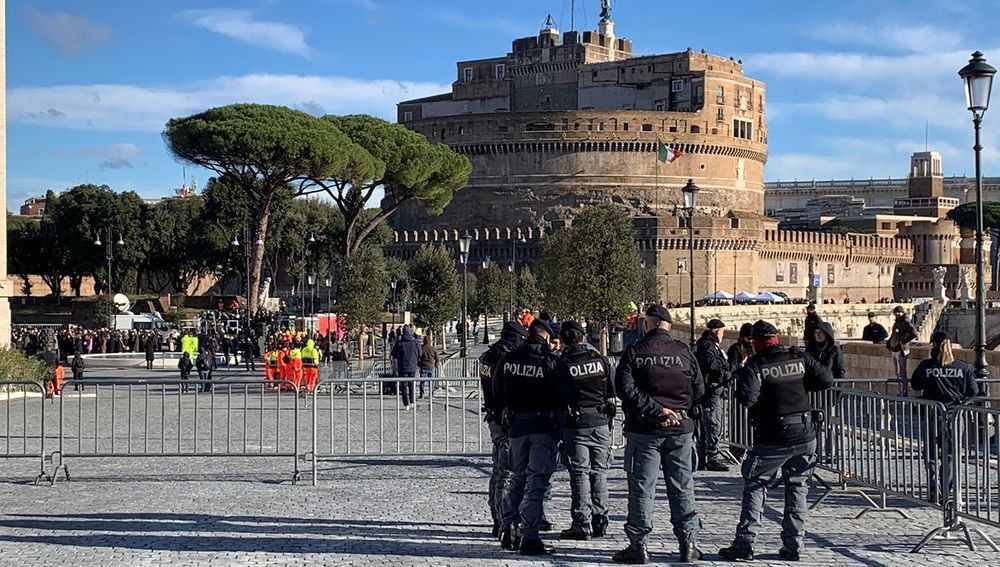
left=179, top=9, right=311, bottom=57
left=772, top=94, right=970, bottom=132
left=8, top=74, right=452, bottom=131
left=25, top=8, right=111, bottom=57
left=809, top=23, right=963, bottom=53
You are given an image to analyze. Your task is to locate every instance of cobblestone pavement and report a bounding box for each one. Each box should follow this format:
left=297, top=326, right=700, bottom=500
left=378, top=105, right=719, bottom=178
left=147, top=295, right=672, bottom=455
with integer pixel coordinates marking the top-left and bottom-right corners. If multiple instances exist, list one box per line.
left=1, top=452, right=998, bottom=567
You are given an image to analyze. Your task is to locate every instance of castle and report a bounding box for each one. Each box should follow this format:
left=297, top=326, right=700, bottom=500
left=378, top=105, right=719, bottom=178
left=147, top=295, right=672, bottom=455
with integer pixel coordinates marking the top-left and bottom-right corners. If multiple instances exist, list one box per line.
left=386, top=5, right=977, bottom=306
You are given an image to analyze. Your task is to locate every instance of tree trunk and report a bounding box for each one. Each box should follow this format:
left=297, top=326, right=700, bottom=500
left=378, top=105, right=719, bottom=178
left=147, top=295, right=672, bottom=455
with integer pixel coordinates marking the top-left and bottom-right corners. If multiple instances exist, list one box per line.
left=248, top=209, right=272, bottom=316
left=599, top=325, right=609, bottom=356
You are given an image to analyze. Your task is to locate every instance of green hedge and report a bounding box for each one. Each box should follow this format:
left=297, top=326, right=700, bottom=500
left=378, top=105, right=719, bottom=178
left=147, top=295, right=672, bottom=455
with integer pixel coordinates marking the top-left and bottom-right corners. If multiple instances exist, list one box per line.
left=0, top=347, right=50, bottom=384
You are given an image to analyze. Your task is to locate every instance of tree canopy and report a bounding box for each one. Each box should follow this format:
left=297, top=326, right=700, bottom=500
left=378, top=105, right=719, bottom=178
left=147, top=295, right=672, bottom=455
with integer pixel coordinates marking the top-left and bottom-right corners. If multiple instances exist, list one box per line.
left=947, top=201, right=1000, bottom=230
left=474, top=260, right=512, bottom=318
left=538, top=204, right=640, bottom=333
left=163, top=103, right=377, bottom=314
left=310, top=115, right=472, bottom=257
left=408, top=244, right=462, bottom=330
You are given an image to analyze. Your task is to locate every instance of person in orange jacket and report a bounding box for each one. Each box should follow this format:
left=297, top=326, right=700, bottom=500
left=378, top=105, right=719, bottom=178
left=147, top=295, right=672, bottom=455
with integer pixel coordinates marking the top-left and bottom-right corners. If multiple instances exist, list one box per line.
left=289, top=346, right=304, bottom=393
left=47, top=361, right=66, bottom=397
left=277, top=347, right=292, bottom=390
left=301, top=339, right=320, bottom=393
left=265, top=350, right=279, bottom=386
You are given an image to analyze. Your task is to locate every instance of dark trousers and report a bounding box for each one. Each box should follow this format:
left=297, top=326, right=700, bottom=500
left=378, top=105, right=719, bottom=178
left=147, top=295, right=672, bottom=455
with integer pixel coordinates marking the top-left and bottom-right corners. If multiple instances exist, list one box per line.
left=399, top=371, right=415, bottom=406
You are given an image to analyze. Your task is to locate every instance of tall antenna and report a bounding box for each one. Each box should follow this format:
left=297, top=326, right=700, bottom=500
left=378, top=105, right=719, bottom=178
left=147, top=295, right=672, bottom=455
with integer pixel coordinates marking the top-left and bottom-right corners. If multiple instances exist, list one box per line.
left=571, top=0, right=575, bottom=31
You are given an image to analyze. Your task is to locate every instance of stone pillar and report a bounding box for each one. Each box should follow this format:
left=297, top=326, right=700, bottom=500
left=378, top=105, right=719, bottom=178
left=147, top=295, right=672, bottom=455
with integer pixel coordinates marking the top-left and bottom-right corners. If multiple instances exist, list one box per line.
left=0, top=2, right=11, bottom=345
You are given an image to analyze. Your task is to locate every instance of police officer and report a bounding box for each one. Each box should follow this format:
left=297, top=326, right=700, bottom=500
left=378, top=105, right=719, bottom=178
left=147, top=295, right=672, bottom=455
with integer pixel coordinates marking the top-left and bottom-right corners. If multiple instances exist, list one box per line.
left=613, top=305, right=705, bottom=565
left=556, top=320, right=615, bottom=541
left=719, top=320, right=834, bottom=562
left=493, top=319, right=569, bottom=555
left=911, top=331, right=982, bottom=504
left=695, top=318, right=730, bottom=472
left=479, top=321, right=528, bottom=538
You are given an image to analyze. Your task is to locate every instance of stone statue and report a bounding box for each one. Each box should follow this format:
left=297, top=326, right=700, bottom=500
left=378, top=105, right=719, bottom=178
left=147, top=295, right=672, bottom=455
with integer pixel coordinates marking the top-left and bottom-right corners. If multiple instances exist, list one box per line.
left=932, top=266, right=948, bottom=301
left=959, top=266, right=973, bottom=303
left=600, top=0, right=612, bottom=22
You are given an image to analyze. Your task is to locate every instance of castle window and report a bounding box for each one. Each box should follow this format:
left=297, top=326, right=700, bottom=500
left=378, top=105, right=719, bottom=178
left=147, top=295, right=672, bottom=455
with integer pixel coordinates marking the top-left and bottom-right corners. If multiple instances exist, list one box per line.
left=403, top=111, right=412, bottom=122
left=669, top=126, right=678, bottom=133
left=690, top=125, right=700, bottom=134
left=827, top=264, right=836, bottom=284
left=623, top=123, right=629, bottom=131
left=597, top=121, right=605, bottom=131
left=642, top=123, right=653, bottom=132
left=654, top=101, right=665, bottom=111
left=440, top=129, right=446, bottom=140
left=463, top=68, right=473, bottom=82
left=716, top=108, right=724, bottom=121
left=733, top=118, right=752, bottom=140
left=672, top=79, right=684, bottom=92
left=458, top=126, right=465, bottom=135
left=495, top=64, right=505, bottom=79
left=716, top=86, right=725, bottom=104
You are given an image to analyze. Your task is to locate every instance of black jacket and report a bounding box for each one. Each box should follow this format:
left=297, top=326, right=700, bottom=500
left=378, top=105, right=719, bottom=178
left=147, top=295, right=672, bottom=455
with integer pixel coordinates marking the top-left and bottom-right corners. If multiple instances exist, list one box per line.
left=805, top=321, right=845, bottom=381
left=479, top=331, right=523, bottom=421
left=862, top=322, right=888, bottom=344
left=558, top=344, right=615, bottom=428
left=695, top=330, right=730, bottom=388
left=911, top=358, right=982, bottom=404
left=615, top=328, right=704, bottom=435
left=493, top=336, right=569, bottom=437
left=727, top=340, right=753, bottom=373
left=804, top=312, right=821, bottom=347
left=888, top=316, right=917, bottom=352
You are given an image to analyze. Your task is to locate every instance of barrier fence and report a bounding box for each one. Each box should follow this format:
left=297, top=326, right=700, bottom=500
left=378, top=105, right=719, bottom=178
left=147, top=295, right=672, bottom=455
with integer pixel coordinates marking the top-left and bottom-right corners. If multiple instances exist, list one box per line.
left=49, top=378, right=303, bottom=484
left=3, top=364, right=1000, bottom=554
left=0, top=381, right=49, bottom=484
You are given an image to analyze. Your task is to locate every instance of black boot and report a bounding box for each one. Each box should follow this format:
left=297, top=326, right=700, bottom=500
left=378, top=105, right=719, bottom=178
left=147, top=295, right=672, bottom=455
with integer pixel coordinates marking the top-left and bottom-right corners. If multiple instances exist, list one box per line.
left=518, top=537, right=552, bottom=556
left=680, top=542, right=702, bottom=563
left=591, top=514, right=609, bottom=538
left=778, top=547, right=800, bottom=561
left=499, top=529, right=515, bottom=551
left=718, top=545, right=754, bottom=562
left=612, top=543, right=649, bottom=564
left=491, top=520, right=500, bottom=538
left=538, top=517, right=552, bottom=532
left=559, top=526, right=591, bottom=540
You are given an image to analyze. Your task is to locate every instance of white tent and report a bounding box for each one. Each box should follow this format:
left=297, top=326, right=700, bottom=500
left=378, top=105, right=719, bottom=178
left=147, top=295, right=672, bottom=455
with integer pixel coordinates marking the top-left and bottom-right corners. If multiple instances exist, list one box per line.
left=702, top=290, right=735, bottom=301
left=755, top=291, right=786, bottom=303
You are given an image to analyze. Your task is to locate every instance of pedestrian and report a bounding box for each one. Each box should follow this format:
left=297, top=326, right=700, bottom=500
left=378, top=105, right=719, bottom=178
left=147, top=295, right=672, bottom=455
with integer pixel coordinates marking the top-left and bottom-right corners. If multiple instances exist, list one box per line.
left=71, top=350, right=85, bottom=391
left=887, top=305, right=917, bottom=395
left=493, top=319, right=567, bottom=556
left=144, top=334, right=156, bottom=371
left=803, top=302, right=821, bottom=349
left=479, top=321, right=528, bottom=538
left=911, top=331, right=983, bottom=504
left=718, top=320, right=834, bottom=562
left=613, top=305, right=704, bottom=565
left=179, top=351, right=194, bottom=392
left=243, top=335, right=256, bottom=372
left=695, top=318, right=731, bottom=472
left=301, top=338, right=320, bottom=393
left=47, top=361, right=66, bottom=398
left=390, top=325, right=422, bottom=409
left=418, top=333, right=440, bottom=399
left=727, top=323, right=754, bottom=371
left=806, top=321, right=845, bottom=381
left=195, top=349, right=210, bottom=392
left=862, top=312, right=889, bottom=344
left=555, top=320, right=615, bottom=541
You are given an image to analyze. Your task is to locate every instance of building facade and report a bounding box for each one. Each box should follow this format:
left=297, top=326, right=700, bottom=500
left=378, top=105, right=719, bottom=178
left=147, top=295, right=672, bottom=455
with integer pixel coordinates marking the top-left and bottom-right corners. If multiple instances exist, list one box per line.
left=388, top=7, right=912, bottom=304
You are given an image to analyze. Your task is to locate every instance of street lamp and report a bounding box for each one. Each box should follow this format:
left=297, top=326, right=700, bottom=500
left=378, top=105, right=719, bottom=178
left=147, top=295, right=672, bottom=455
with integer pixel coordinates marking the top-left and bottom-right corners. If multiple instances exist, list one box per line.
left=959, top=51, right=996, bottom=381
left=308, top=272, right=317, bottom=323
left=459, top=231, right=472, bottom=360
left=231, top=227, right=255, bottom=336
left=94, top=229, right=124, bottom=329
left=682, top=179, right=700, bottom=346
left=324, top=274, right=333, bottom=314
left=508, top=261, right=515, bottom=325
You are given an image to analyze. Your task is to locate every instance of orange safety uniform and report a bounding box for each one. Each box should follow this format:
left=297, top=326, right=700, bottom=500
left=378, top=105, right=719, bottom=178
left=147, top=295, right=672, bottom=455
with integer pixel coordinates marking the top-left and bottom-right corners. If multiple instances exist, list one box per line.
left=48, top=364, right=65, bottom=397
left=289, top=348, right=304, bottom=392
left=277, top=348, right=292, bottom=390
left=265, top=351, right=279, bottom=385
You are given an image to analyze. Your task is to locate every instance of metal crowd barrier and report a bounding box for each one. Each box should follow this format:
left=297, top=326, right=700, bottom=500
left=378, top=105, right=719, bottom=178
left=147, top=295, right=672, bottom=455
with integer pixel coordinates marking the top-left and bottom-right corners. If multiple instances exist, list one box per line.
left=309, top=375, right=487, bottom=485
left=49, top=379, right=303, bottom=484
left=0, top=381, right=49, bottom=484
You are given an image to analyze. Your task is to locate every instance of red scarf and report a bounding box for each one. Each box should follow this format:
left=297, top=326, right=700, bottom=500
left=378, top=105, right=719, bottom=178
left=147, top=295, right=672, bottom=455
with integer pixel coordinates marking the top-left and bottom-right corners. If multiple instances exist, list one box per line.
left=752, top=336, right=780, bottom=353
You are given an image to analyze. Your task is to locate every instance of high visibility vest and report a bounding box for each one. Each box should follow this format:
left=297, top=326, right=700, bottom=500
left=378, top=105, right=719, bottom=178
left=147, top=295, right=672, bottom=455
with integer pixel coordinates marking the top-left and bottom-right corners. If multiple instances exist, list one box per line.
left=267, top=351, right=279, bottom=368
left=301, top=346, right=319, bottom=367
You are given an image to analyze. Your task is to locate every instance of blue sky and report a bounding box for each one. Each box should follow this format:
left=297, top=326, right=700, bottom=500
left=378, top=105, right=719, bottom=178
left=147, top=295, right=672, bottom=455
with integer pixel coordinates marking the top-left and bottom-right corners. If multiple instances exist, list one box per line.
left=7, top=0, right=1000, bottom=210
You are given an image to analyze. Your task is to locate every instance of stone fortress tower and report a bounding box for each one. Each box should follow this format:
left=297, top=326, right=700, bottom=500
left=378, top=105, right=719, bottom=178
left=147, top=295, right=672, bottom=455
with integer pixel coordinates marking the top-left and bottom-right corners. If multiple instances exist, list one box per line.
left=388, top=2, right=912, bottom=305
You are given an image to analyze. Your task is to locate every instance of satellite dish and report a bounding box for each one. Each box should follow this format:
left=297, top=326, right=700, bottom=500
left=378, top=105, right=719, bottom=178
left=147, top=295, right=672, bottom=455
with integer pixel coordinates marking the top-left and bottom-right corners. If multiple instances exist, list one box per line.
left=113, top=293, right=132, bottom=313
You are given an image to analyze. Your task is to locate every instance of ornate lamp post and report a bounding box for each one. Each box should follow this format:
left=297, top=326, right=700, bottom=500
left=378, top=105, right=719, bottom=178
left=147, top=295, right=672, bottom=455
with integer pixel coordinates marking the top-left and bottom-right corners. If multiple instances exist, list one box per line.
left=682, top=179, right=700, bottom=346
left=959, top=51, right=996, bottom=381
left=459, top=231, right=472, bottom=362
left=94, top=230, right=124, bottom=329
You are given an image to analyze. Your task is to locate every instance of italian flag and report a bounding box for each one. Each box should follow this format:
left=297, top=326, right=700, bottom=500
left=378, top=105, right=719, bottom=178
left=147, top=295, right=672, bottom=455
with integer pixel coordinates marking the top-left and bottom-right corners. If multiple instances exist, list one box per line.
left=657, top=138, right=683, bottom=163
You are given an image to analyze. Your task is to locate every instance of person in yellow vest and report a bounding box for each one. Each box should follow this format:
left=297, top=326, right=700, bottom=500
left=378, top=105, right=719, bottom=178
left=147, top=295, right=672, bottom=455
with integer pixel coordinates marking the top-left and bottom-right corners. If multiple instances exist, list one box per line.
left=265, top=350, right=279, bottom=386
left=301, top=339, right=320, bottom=393
left=289, top=346, right=304, bottom=392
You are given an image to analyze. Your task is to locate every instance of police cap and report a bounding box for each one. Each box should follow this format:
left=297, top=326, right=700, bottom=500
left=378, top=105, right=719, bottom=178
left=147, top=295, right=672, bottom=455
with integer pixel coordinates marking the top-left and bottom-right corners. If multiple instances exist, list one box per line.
left=707, top=319, right=726, bottom=330
left=502, top=321, right=528, bottom=338
left=645, top=304, right=672, bottom=323
left=549, top=322, right=562, bottom=337
left=561, top=320, right=586, bottom=336
left=751, top=320, right=779, bottom=338
left=930, top=330, right=948, bottom=345
left=529, top=319, right=556, bottom=337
